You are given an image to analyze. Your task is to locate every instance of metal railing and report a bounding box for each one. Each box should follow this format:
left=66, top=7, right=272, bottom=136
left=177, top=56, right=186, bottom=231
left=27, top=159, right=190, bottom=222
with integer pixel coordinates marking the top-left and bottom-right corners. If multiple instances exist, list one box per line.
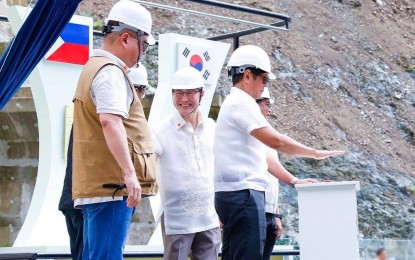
left=136, top=0, right=289, bottom=31
left=135, top=0, right=291, bottom=50
left=1, top=0, right=291, bottom=50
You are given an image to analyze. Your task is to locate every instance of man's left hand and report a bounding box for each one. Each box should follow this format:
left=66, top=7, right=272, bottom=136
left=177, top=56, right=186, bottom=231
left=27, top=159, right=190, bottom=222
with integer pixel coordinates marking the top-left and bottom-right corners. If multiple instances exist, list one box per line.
left=124, top=173, right=142, bottom=208
left=275, top=217, right=283, bottom=240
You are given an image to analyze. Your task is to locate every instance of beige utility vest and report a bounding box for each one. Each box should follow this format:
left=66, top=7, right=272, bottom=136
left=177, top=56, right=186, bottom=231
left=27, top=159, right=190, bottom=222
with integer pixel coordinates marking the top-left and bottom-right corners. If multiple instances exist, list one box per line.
left=72, top=56, right=157, bottom=199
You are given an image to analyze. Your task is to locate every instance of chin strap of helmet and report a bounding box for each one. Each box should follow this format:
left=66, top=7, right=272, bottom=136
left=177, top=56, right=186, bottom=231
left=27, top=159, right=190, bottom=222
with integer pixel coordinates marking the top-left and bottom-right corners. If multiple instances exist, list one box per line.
left=183, top=106, right=199, bottom=117
left=198, top=88, right=203, bottom=105
left=102, top=23, right=144, bottom=67
left=191, top=89, right=204, bottom=115
left=135, top=30, right=143, bottom=67
left=102, top=22, right=138, bottom=34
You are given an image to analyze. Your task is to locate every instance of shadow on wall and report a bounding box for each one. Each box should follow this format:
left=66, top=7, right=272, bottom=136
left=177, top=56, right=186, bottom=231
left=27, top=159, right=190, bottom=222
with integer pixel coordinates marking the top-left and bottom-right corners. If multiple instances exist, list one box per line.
left=0, top=88, right=38, bottom=247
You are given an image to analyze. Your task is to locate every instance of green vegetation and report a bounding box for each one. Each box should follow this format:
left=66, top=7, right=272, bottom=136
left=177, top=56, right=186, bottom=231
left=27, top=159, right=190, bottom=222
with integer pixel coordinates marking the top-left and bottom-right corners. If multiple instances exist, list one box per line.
left=93, top=21, right=103, bottom=31
left=283, top=163, right=296, bottom=173
left=407, top=184, right=415, bottom=196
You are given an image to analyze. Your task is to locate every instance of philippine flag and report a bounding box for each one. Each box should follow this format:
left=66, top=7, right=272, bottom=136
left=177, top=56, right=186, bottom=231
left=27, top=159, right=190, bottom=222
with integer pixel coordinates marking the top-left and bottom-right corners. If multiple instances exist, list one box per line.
left=45, top=23, right=89, bottom=65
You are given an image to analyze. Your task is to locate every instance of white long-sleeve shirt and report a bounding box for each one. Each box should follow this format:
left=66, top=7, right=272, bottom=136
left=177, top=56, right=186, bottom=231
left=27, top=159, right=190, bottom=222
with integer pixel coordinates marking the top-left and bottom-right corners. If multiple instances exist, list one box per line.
left=265, top=149, right=280, bottom=214
left=153, top=111, right=219, bottom=235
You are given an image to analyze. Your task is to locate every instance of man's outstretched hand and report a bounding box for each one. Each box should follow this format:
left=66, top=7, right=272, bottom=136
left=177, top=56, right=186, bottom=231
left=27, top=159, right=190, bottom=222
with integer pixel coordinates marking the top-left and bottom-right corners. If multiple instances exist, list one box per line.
left=314, top=150, right=345, bottom=160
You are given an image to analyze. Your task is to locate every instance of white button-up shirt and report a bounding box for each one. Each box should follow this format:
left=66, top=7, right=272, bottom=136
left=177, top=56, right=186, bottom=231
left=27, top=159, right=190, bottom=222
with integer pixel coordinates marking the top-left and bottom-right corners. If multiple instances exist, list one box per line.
left=90, top=49, right=134, bottom=119
left=153, top=111, right=219, bottom=235
left=265, top=149, right=280, bottom=214
left=214, top=87, right=271, bottom=192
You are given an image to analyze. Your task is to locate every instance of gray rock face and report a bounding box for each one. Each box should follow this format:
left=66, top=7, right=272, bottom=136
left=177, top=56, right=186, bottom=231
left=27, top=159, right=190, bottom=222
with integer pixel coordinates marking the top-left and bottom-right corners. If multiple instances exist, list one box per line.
left=278, top=153, right=415, bottom=243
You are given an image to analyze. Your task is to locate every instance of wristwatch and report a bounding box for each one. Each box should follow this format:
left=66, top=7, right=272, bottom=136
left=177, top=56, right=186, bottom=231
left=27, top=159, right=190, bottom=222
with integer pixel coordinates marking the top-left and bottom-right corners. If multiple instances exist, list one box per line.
left=290, top=177, right=299, bottom=188
left=275, top=213, right=283, bottom=220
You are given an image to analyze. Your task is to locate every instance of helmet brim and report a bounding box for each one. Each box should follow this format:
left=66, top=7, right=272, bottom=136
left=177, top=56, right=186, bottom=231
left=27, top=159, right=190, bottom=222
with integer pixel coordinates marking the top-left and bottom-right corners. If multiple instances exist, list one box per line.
left=147, top=34, right=156, bottom=45
left=268, top=72, right=276, bottom=80
left=171, top=85, right=203, bottom=90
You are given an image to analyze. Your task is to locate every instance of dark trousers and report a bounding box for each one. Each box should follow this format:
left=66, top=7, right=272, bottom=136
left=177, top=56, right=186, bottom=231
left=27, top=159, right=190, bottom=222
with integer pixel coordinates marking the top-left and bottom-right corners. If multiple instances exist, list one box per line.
left=215, top=189, right=266, bottom=260
left=263, top=213, right=278, bottom=260
left=62, top=209, right=83, bottom=260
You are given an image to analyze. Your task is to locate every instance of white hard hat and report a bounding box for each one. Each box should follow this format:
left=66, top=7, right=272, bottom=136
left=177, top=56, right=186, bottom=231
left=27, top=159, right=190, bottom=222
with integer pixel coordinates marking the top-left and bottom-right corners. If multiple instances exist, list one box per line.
left=171, top=67, right=205, bottom=90
left=105, top=0, right=155, bottom=45
left=227, top=45, right=276, bottom=79
left=128, top=63, right=150, bottom=87
left=257, top=87, right=274, bottom=104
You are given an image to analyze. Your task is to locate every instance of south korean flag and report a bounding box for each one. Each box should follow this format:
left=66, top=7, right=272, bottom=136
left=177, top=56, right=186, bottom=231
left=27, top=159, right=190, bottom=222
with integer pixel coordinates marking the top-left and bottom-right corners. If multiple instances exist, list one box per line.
left=177, top=43, right=214, bottom=85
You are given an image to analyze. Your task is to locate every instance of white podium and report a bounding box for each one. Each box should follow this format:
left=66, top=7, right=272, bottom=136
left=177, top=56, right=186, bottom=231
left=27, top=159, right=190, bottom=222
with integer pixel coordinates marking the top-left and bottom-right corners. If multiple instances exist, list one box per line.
left=296, top=181, right=360, bottom=260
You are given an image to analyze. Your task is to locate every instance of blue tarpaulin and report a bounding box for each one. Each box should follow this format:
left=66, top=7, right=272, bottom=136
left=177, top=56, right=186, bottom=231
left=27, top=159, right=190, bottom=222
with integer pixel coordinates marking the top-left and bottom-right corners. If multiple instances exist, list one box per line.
left=0, top=0, right=81, bottom=109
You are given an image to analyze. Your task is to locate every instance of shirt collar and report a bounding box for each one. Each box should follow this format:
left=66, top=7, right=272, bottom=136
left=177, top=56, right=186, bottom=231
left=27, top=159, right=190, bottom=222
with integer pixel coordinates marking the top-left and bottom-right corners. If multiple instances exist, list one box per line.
left=91, top=49, right=130, bottom=72
left=172, top=110, right=205, bottom=130
left=230, top=86, right=255, bottom=101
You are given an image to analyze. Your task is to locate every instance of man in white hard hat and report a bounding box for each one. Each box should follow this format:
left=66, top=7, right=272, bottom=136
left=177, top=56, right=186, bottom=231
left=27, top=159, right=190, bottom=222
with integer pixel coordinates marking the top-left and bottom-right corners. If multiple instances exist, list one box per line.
left=72, top=1, right=157, bottom=259
left=128, top=62, right=151, bottom=100
left=214, top=45, right=344, bottom=259
left=256, top=88, right=318, bottom=260
left=152, top=67, right=221, bottom=260
left=59, top=61, right=150, bottom=260
left=256, top=88, right=283, bottom=260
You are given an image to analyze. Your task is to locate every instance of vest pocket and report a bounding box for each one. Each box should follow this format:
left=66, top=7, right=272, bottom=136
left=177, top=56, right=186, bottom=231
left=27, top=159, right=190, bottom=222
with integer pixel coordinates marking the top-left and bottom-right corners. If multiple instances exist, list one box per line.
left=133, top=152, right=157, bottom=183
left=130, top=140, right=157, bottom=184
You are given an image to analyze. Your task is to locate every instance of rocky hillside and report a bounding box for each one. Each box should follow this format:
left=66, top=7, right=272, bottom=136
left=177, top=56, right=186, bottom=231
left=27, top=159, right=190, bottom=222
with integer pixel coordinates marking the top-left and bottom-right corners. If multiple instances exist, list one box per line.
left=77, top=0, right=415, bottom=242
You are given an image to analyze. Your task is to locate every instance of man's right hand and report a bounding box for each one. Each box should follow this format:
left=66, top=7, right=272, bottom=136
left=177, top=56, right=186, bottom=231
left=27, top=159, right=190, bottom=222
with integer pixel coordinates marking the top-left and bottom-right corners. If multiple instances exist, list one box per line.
left=313, top=150, right=345, bottom=160
left=295, top=178, right=318, bottom=185
left=124, top=173, right=142, bottom=208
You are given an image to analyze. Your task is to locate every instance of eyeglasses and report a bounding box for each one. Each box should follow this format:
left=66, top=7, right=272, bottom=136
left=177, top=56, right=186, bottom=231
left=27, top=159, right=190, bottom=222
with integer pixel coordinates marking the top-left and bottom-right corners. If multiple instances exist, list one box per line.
left=256, top=99, right=272, bottom=108
left=134, top=85, right=146, bottom=92
left=172, top=89, right=201, bottom=97
left=141, top=41, right=149, bottom=52
left=127, top=32, right=149, bottom=52
left=257, top=74, right=270, bottom=84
